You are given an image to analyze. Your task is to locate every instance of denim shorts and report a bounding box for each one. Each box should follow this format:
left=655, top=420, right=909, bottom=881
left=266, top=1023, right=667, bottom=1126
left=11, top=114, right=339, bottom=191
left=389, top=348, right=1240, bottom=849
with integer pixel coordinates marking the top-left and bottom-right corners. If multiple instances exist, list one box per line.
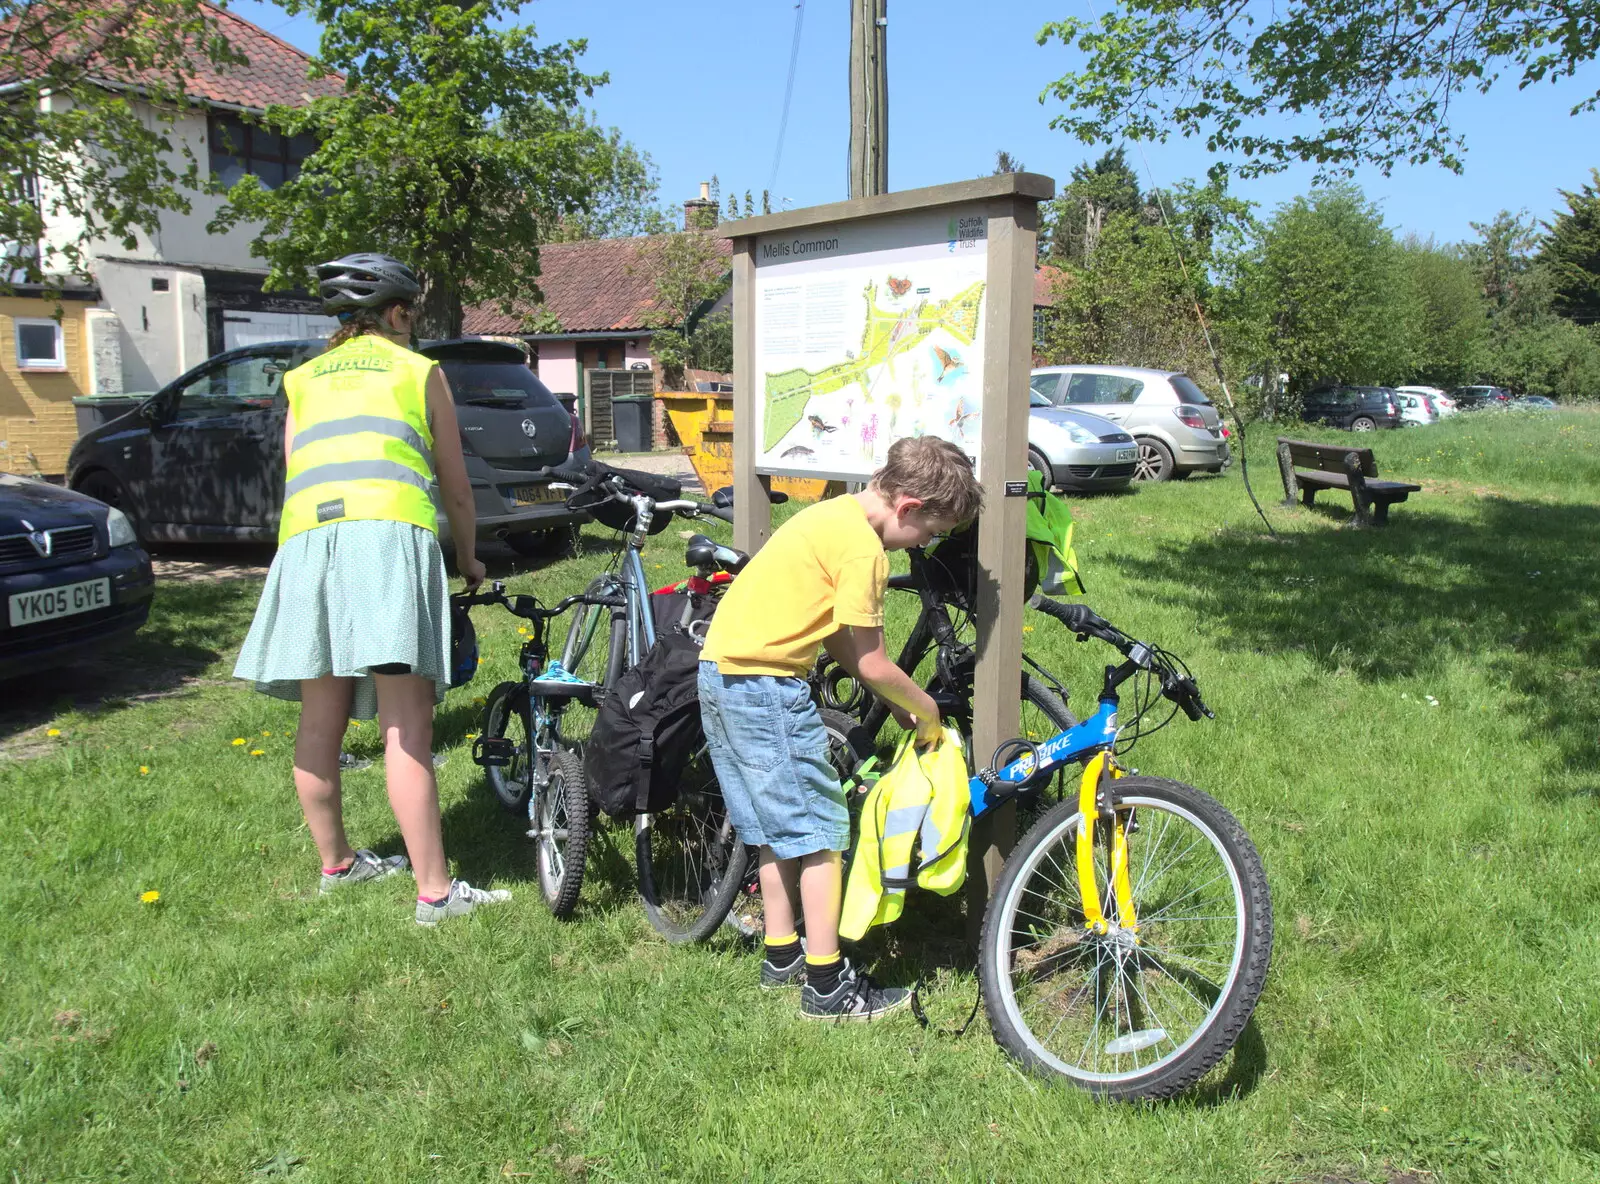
left=697, top=661, right=849, bottom=859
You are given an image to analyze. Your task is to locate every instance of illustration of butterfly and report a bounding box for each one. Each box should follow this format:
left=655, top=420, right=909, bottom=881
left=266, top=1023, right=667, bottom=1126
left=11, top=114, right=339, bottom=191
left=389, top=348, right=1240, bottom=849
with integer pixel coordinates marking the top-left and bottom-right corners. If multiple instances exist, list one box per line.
left=886, top=275, right=912, bottom=297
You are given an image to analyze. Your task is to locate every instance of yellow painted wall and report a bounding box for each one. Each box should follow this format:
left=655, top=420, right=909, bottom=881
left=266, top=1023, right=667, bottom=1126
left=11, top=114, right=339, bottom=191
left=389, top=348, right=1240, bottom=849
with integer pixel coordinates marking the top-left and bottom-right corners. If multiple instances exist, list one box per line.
left=0, top=298, right=87, bottom=478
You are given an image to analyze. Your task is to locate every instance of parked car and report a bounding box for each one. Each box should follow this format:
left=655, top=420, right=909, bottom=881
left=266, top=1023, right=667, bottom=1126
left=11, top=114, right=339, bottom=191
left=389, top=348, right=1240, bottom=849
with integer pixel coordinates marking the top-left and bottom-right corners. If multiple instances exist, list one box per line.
left=66, top=338, right=591, bottom=557
left=1448, top=385, right=1514, bottom=411
left=1511, top=395, right=1558, bottom=411
left=1396, top=385, right=1455, bottom=416
left=1029, top=365, right=1229, bottom=481
left=1027, top=392, right=1137, bottom=492
left=1394, top=390, right=1439, bottom=427
left=0, top=474, right=154, bottom=680
left=1300, top=385, right=1403, bottom=431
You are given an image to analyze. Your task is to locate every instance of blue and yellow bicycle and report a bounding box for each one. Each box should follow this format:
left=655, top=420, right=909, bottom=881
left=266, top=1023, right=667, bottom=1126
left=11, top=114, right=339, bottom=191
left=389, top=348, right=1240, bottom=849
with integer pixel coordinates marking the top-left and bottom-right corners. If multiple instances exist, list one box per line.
left=965, top=597, right=1272, bottom=1100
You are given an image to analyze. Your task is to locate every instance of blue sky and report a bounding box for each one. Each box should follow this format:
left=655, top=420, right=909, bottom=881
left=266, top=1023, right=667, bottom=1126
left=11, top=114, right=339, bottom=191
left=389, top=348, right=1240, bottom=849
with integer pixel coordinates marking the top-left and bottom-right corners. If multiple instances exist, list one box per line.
left=233, top=0, right=1600, bottom=243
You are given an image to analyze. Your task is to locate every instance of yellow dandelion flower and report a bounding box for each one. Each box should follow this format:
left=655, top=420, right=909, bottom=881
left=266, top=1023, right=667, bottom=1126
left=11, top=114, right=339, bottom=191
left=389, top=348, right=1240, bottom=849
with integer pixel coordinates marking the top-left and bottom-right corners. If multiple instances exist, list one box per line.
left=140, top=890, right=160, bottom=904
left=261, top=730, right=272, bottom=737
left=231, top=738, right=246, bottom=746
left=139, top=766, right=150, bottom=775
left=1022, top=625, right=1034, bottom=634
left=249, top=749, right=265, bottom=756
left=47, top=728, right=60, bottom=737
left=465, top=733, right=479, bottom=741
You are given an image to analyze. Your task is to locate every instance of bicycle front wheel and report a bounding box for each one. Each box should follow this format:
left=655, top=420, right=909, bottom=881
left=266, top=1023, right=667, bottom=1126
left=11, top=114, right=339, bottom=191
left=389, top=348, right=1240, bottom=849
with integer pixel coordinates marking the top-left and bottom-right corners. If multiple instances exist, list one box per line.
left=559, top=575, right=628, bottom=744
left=979, top=775, right=1272, bottom=1101
left=531, top=743, right=591, bottom=919
left=636, top=743, right=748, bottom=944
left=481, top=682, right=532, bottom=812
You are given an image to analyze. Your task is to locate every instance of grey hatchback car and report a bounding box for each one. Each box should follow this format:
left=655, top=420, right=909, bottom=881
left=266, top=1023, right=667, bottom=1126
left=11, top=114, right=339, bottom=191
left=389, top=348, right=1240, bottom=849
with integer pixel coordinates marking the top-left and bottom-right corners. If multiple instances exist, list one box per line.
left=1027, top=392, right=1137, bottom=492
left=1030, top=366, right=1229, bottom=481
left=66, top=337, right=590, bottom=556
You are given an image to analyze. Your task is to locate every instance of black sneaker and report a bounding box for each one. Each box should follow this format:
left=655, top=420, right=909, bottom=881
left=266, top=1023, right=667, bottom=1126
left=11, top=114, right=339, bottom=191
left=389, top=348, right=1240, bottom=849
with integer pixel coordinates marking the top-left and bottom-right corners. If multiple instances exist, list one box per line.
left=760, top=954, right=807, bottom=991
left=800, top=960, right=910, bottom=1021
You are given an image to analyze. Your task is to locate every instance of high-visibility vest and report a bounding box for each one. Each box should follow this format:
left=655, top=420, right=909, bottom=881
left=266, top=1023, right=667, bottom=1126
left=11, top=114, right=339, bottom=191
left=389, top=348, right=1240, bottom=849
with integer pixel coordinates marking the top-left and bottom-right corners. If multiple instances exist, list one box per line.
left=840, top=726, right=971, bottom=941
left=279, top=335, right=438, bottom=543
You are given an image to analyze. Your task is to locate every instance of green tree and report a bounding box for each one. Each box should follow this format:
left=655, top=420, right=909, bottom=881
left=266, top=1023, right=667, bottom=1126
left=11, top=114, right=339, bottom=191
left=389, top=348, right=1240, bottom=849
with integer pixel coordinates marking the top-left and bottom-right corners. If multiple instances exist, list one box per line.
left=992, top=149, right=1025, bottom=175
left=1223, top=186, right=1411, bottom=409
left=1394, top=236, right=1485, bottom=387
left=1038, top=1, right=1600, bottom=178
left=1543, top=170, right=1600, bottom=325
left=212, top=0, right=628, bottom=339
left=634, top=227, right=729, bottom=387
left=0, top=0, right=241, bottom=292
left=1465, top=210, right=1544, bottom=321
left=1040, top=147, right=1143, bottom=266
left=545, top=126, right=675, bottom=241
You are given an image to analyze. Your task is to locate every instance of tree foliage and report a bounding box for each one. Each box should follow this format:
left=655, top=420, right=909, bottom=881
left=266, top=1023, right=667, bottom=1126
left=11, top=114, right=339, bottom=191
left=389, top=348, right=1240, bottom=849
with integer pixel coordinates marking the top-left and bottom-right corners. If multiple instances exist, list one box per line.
left=212, top=0, right=638, bottom=339
left=1038, top=1, right=1600, bottom=179
left=0, top=0, right=241, bottom=292
left=1543, top=170, right=1600, bottom=325
left=634, top=227, right=730, bottom=387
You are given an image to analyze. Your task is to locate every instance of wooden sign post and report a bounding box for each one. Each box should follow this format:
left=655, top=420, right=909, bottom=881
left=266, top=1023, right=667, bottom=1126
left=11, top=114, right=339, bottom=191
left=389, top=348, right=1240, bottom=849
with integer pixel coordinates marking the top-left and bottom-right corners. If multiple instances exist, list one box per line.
left=720, top=173, right=1055, bottom=923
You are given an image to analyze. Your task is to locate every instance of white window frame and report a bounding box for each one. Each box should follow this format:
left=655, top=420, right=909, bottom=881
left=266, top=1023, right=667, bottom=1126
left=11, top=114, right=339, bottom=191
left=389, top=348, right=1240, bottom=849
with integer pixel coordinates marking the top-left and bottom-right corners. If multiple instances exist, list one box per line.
left=14, top=317, right=65, bottom=370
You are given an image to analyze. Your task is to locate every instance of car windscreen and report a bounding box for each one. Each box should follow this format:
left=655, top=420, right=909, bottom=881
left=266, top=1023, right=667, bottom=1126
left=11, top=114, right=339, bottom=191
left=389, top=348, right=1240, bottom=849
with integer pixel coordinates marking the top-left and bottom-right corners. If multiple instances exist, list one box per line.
left=1169, top=374, right=1212, bottom=404
left=438, top=360, right=560, bottom=410
left=1029, top=390, right=1052, bottom=407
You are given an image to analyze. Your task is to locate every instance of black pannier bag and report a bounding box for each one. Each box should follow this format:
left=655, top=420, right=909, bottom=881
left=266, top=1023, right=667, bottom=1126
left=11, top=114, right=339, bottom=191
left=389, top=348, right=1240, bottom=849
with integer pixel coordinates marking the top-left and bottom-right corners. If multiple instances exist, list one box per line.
left=585, top=628, right=706, bottom=818
left=566, top=464, right=682, bottom=535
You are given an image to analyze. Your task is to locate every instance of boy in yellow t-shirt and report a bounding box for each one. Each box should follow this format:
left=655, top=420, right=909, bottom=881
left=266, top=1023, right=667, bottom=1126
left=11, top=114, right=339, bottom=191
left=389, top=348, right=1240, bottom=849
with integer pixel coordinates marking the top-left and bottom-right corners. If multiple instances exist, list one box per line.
left=699, top=437, right=984, bottom=1020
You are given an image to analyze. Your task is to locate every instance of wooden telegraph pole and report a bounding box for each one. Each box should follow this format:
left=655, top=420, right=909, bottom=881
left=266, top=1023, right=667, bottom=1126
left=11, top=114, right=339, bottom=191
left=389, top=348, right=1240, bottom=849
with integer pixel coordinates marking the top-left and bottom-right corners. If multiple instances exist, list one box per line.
left=848, top=0, right=888, bottom=198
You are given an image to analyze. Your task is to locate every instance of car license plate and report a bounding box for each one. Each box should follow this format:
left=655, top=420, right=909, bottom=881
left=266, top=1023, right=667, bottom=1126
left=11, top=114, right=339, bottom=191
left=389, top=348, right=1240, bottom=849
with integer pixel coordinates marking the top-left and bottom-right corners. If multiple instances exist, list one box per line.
left=508, top=484, right=563, bottom=507
left=1115, top=448, right=1136, bottom=462
left=9, top=578, right=110, bottom=627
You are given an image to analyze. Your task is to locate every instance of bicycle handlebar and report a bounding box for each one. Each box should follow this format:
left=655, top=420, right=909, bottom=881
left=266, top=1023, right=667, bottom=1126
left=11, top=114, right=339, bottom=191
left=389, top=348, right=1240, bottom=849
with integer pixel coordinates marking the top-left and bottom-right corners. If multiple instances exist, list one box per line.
left=1030, top=595, right=1214, bottom=721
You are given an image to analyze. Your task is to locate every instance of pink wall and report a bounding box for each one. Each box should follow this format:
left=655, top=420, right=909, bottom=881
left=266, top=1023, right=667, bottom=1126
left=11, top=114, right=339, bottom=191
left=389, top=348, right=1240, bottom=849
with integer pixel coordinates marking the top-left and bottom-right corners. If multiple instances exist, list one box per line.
left=624, top=336, right=653, bottom=370
left=536, top=340, right=579, bottom=396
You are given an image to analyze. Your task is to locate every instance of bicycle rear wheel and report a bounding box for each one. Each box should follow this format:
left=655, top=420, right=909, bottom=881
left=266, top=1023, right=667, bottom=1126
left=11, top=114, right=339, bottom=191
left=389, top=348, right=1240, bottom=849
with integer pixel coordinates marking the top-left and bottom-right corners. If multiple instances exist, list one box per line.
left=979, top=776, right=1272, bottom=1101
left=636, top=743, right=747, bottom=943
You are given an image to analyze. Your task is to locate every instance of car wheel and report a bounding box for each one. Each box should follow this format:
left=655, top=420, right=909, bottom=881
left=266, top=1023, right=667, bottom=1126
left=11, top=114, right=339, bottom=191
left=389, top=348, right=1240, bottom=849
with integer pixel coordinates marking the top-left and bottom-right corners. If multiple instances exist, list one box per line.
left=505, top=529, right=572, bottom=558
left=1351, top=416, right=1377, bottom=432
left=1133, top=438, right=1175, bottom=482
left=75, top=471, right=140, bottom=536
left=1026, top=446, right=1055, bottom=490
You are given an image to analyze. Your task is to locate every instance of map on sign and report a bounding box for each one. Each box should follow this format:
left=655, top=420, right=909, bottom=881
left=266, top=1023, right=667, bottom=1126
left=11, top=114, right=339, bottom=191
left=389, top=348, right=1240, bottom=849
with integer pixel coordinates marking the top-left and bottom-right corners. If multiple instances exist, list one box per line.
left=754, top=209, right=988, bottom=480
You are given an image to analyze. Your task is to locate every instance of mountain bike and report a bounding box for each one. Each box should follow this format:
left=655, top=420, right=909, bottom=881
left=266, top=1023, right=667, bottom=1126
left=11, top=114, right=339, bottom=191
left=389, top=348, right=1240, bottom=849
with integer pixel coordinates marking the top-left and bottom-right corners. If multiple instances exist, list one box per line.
left=465, top=580, right=618, bottom=918
left=501, top=460, right=785, bottom=942
left=963, top=597, right=1272, bottom=1100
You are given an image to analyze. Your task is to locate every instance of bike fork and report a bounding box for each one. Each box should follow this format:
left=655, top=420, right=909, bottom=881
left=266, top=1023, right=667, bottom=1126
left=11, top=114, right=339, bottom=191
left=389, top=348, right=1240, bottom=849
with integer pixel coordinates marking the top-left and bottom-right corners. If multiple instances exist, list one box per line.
left=1076, top=751, right=1138, bottom=936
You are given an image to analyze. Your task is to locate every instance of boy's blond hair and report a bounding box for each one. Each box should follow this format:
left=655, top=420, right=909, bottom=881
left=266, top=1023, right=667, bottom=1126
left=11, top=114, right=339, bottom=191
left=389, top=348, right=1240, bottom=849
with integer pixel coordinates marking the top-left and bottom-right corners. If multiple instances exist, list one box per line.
left=869, top=436, right=985, bottom=524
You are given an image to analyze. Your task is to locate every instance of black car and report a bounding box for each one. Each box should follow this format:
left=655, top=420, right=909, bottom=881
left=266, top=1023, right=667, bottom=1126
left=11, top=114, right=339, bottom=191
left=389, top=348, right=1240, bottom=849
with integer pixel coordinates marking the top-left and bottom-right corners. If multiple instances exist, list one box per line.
left=66, top=338, right=591, bottom=556
left=1300, top=385, right=1403, bottom=431
left=0, top=474, right=154, bottom=680
left=1448, top=385, right=1514, bottom=411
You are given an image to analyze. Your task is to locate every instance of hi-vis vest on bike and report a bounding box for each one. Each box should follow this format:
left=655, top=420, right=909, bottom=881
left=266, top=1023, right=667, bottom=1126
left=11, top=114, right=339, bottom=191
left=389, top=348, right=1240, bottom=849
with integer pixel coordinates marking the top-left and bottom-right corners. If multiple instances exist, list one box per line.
left=279, top=335, right=437, bottom=543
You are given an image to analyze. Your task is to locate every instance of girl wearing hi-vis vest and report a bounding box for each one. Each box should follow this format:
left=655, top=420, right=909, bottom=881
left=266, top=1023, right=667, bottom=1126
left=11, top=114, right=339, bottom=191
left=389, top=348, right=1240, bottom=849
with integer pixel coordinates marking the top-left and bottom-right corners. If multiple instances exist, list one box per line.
left=234, top=253, right=510, bottom=926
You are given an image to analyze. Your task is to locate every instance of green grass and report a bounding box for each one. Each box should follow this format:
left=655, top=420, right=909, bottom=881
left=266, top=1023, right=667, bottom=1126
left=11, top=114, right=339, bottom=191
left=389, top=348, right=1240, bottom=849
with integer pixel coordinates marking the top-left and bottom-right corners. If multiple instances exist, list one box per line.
left=3, top=409, right=1598, bottom=1182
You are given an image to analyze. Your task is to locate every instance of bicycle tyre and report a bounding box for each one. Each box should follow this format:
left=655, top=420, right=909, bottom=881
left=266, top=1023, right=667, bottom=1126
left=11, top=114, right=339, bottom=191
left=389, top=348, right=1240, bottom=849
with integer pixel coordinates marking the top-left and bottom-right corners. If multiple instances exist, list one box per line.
left=559, top=575, right=628, bottom=743
left=636, top=741, right=748, bottom=943
left=482, top=682, right=533, bottom=812
left=978, top=775, right=1272, bottom=1101
left=532, top=743, right=591, bottom=919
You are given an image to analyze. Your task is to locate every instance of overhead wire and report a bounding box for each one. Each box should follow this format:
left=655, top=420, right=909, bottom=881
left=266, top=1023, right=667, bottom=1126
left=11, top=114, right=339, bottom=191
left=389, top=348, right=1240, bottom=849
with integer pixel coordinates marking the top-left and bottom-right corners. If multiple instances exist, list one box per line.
left=767, top=1, right=807, bottom=199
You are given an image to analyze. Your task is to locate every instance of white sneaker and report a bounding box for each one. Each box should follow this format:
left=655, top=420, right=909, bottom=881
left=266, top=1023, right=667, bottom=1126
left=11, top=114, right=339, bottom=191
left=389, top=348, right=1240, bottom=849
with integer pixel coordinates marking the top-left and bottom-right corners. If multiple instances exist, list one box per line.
left=319, top=849, right=408, bottom=895
left=414, top=879, right=512, bottom=926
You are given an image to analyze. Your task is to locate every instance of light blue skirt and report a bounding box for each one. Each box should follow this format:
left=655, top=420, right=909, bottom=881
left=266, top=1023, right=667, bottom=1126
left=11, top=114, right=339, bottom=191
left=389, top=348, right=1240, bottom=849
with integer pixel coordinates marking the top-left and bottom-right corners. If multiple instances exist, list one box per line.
left=233, top=520, right=451, bottom=720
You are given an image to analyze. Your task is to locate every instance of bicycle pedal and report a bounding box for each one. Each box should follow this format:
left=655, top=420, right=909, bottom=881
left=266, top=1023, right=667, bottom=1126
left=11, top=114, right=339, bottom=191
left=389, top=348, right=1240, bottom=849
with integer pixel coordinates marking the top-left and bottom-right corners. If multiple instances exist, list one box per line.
left=473, top=736, right=518, bottom=768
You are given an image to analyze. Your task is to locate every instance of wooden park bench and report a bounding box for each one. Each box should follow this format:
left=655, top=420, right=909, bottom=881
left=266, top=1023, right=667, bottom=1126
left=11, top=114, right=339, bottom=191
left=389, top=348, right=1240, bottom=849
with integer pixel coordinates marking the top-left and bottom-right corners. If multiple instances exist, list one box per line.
left=1275, top=437, right=1422, bottom=527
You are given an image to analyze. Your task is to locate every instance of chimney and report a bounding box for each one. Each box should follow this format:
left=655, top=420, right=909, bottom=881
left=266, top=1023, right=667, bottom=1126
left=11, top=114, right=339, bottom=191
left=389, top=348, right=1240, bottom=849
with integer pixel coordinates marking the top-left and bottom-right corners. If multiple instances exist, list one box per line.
left=683, top=181, right=719, bottom=230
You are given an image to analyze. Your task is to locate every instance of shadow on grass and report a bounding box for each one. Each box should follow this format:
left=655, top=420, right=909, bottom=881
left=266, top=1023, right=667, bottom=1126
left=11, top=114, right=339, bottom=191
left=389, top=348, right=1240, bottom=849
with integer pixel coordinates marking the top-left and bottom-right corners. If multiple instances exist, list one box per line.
left=0, top=576, right=256, bottom=743
left=1119, top=496, right=1600, bottom=778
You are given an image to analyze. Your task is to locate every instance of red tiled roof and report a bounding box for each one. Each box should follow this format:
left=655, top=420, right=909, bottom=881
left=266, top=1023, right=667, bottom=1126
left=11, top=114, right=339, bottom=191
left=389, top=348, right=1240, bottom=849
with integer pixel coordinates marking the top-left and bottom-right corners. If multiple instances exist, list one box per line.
left=1034, top=264, right=1067, bottom=308
left=464, top=235, right=733, bottom=336
left=1, top=1, right=341, bottom=110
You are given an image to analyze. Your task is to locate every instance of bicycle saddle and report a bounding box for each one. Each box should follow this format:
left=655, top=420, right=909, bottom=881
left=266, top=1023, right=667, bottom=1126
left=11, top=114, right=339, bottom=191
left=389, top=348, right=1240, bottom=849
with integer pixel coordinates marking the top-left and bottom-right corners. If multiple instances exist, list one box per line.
left=684, top=533, right=749, bottom=574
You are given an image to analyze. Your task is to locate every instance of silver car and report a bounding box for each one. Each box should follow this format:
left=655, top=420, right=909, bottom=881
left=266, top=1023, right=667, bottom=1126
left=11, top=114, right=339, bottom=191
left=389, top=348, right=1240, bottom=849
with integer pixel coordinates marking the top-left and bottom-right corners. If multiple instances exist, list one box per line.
left=1028, top=392, right=1137, bottom=492
left=1030, top=365, right=1230, bottom=481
